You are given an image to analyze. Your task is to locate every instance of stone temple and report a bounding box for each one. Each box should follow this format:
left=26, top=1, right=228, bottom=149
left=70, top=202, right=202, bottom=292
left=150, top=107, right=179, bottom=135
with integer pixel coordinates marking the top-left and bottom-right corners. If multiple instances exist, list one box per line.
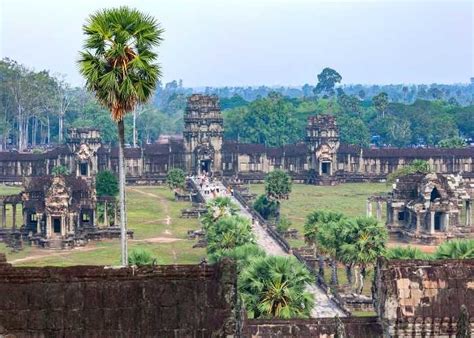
left=0, top=94, right=472, bottom=186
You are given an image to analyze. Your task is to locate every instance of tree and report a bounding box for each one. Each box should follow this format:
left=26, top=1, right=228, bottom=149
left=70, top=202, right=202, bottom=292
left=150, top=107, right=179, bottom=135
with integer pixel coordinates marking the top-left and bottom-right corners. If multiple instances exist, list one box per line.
left=96, top=170, right=119, bottom=197
left=385, top=246, right=429, bottom=259
left=438, top=136, right=467, bottom=148
left=253, top=194, right=278, bottom=220
left=206, top=215, right=256, bottom=261
left=373, top=92, right=389, bottom=117
left=78, top=7, right=163, bottom=266
left=239, top=255, right=314, bottom=319
left=52, top=165, right=69, bottom=176
left=314, top=68, right=342, bottom=97
left=166, top=168, right=186, bottom=191
left=338, top=116, right=370, bottom=147
left=202, top=197, right=240, bottom=230
left=435, top=239, right=474, bottom=259
left=303, top=210, right=345, bottom=281
left=265, top=170, right=292, bottom=223
left=339, top=217, right=387, bottom=294
left=387, top=159, right=431, bottom=184
left=128, top=248, right=156, bottom=266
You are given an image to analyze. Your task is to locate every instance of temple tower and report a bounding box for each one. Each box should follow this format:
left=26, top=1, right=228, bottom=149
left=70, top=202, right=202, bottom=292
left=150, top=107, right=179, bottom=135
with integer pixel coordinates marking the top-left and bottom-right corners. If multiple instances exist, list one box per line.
left=183, top=94, right=223, bottom=175
left=305, top=115, right=340, bottom=176
left=65, top=128, right=102, bottom=179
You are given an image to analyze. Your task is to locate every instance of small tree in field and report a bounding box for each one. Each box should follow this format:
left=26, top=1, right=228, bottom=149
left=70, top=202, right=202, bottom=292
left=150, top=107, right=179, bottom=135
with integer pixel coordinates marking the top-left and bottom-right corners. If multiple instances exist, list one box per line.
left=96, top=170, right=119, bottom=197
left=265, top=170, right=292, bottom=223
left=166, top=168, right=186, bottom=192
left=128, top=248, right=156, bottom=266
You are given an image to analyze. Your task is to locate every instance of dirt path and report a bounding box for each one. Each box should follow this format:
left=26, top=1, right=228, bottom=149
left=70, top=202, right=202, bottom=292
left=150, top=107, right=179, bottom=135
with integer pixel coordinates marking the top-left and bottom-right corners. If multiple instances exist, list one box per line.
left=10, top=245, right=102, bottom=264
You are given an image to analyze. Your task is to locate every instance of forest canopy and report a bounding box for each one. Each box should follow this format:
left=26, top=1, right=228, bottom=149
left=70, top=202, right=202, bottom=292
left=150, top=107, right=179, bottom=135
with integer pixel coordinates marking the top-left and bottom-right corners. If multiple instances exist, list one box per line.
left=1, top=59, right=472, bottom=150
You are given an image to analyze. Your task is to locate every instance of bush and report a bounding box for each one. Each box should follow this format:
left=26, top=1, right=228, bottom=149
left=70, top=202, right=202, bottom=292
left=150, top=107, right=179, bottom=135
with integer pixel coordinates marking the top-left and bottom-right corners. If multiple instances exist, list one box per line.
left=253, top=194, right=278, bottom=220
left=128, top=248, right=156, bottom=266
left=166, top=168, right=186, bottom=190
left=276, top=216, right=291, bottom=234
left=96, top=170, right=119, bottom=197
left=52, top=165, right=69, bottom=176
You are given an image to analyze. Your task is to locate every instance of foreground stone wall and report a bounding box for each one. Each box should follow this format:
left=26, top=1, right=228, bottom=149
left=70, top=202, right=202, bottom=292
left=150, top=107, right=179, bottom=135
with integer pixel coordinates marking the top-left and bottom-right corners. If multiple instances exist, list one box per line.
left=242, top=317, right=382, bottom=337
left=0, top=254, right=237, bottom=337
left=374, top=258, right=474, bottom=337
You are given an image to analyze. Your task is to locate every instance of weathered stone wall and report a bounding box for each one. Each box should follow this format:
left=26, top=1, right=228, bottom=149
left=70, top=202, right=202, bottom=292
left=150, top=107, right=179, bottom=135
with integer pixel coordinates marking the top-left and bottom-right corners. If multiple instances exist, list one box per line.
left=242, top=317, right=382, bottom=337
left=0, top=254, right=237, bottom=337
left=374, top=258, right=474, bottom=337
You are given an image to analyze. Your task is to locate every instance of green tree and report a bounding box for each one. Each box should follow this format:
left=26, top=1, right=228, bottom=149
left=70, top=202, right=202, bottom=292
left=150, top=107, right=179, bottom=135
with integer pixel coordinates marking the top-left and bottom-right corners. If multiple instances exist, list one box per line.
left=96, top=170, right=119, bottom=197
left=209, top=243, right=266, bottom=270
left=338, top=116, right=370, bottom=147
left=314, top=67, right=342, bottom=97
left=438, top=136, right=467, bottom=148
left=52, top=165, right=69, bottom=176
left=128, top=248, right=156, bottom=266
left=78, top=7, right=163, bottom=266
left=435, top=239, right=474, bottom=259
left=387, top=159, right=431, bottom=184
left=265, top=170, right=292, bottom=223
left=253, top=194, right=278, bottom=220
left=206, top=215, right=256, bottom=261
left=202, top=197, right=239, bottom=230
left=303, top=210, right=345, bottom=281
left=166, top=168, right=186, bottom=191
left=385, top=246, right=429, bottom=259
left=340, top=217, right=387, bottom=294
left=239, top=255, right=314, bottom=319
left=373, top=92, right=389, bottom=117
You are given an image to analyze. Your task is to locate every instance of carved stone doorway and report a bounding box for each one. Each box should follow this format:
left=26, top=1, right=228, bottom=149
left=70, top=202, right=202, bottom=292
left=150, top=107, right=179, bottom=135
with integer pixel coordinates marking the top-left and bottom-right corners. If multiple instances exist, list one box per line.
left=200, top=160, right=211, bottom=175
left=52, top=217, right=62, bottom=237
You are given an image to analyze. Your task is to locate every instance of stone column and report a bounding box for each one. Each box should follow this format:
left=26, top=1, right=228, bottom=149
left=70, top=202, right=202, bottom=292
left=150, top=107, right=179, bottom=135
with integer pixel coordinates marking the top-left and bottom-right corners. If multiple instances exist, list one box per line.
left=61, top=215, right=66, bottom=236
left=46, top=216, right=51, bottom=238
left=444, top=213, right=450, bottom=232
left=104, top=202, right=108, bottom=227
left=376, top=201, right=382, bottom=220
left=12, top=204, right=16, bottom=230
left=1, top=203, right=6, bottom=228
left=466, top=200, right=472, bottom=227
left=415, top=214, right=421, bottom=234
left=36, top=214, right=42, bottom=234
left=114, top=203, right=118, bottom=226
left=430, top=211, right=435, bottom=234
left=366, top=200, right=373, bottom=217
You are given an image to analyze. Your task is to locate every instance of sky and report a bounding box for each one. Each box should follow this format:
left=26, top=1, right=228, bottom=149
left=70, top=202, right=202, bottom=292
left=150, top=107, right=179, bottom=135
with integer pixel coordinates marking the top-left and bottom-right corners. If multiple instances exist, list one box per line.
left=1, top=0, right=473, bottom=87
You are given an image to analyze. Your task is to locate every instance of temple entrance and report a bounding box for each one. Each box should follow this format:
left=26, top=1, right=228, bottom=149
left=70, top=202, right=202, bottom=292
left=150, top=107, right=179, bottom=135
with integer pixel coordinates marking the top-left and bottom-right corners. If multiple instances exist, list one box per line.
left=434, top=212, right=442, bottom=231
left=430, top=187, right=441, bottom=202
left=321, top=162, right=331, bottom=175
left=53, top=217, right=61, bottom=234
left=200, top=160, right=211, bottom=175
left=80, top=162, right=88, bottom=176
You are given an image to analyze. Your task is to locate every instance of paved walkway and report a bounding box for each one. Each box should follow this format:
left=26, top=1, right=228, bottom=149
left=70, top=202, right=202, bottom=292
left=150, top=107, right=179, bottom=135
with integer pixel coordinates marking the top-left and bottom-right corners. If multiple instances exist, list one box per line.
left=193, top=178, right=345, bottom=318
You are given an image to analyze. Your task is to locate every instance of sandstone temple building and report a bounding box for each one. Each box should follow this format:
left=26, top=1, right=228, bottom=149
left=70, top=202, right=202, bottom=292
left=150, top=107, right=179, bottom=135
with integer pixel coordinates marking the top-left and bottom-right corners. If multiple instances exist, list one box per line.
left=0, top=94, right=473, bottom=187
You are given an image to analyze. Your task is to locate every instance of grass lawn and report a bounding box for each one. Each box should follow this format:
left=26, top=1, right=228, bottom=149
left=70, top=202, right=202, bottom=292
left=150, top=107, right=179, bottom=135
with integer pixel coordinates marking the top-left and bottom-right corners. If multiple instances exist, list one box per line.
left=249, top=182, right=390, bottom=247
left=0, top=185, right=205, bottom=266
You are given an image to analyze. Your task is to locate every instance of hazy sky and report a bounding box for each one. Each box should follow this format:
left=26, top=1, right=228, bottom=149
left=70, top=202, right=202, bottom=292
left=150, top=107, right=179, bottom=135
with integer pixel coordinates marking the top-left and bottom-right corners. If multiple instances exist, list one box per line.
left=1, top=0, right=472, bottom=87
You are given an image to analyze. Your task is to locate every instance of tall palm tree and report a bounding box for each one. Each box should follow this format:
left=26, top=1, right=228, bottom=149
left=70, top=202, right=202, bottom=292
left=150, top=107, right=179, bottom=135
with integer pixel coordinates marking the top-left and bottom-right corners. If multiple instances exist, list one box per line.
left=304, top=210, right=345, bottom=282
left=78, top=7, right=163, bottom=265
left=340, top=217, right=387, bottom=294
left=202, top=197, right=239, bottom=230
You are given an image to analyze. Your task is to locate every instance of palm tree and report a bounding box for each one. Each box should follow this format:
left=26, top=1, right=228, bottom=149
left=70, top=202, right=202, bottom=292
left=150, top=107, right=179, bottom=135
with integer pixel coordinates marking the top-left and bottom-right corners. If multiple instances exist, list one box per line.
left=264, top=170, right=292, bottom=224
left=78, top=7, right=163, bottom=265
left=202, top=197, right=239, bottom=230
left=340, top=217, right=387, bottom=294
left=210, top=243, right=267, bottom=270
left=386, top=246, right=430, bottom=260
left=239, top=255, right=314, bottom=319
left=435, top=239, right=474, bottom=259
left=206, top=215, right=256, bottom=261
left=128, top=248, right=156, bottom=266
left=303, top=210, right=345, bottom=282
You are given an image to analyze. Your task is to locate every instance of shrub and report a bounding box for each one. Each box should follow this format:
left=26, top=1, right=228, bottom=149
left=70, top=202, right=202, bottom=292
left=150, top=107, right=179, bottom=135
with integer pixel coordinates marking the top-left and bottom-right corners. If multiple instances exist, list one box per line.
left=128, top=248, right=156, bottom=266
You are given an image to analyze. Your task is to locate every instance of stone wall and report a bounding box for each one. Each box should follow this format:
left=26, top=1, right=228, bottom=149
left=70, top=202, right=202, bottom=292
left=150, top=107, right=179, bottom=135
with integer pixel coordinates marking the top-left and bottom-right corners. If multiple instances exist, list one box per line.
left=0, top=254, right=237, bottom=337
left=242, top=317, right=382, bottom=337
left=374, top=258, right=474, bottom=337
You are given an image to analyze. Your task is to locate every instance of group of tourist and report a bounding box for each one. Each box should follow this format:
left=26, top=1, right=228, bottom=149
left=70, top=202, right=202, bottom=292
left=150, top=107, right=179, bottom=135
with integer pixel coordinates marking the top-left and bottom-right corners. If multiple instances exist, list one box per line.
left=195, top=172, right=233, bottom=198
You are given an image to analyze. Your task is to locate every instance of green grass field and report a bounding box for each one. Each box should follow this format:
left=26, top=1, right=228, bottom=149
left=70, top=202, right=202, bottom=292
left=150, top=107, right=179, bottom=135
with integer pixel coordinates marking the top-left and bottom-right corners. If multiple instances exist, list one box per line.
left=250, top=182, right=390, bottom=247
left=0, top=185, right=205, bottom=266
